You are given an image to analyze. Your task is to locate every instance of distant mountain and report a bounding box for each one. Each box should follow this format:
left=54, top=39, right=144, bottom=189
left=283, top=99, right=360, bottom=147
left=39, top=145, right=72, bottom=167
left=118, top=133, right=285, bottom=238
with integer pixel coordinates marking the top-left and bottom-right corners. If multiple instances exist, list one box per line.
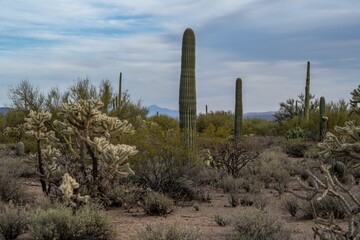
left=148, top=105, right=179, bottom=118
left=244, top=111, right=276, bottom=121
left=0, top=107, right=11, bottom=115
left=148, top=105, right=275, bottom=121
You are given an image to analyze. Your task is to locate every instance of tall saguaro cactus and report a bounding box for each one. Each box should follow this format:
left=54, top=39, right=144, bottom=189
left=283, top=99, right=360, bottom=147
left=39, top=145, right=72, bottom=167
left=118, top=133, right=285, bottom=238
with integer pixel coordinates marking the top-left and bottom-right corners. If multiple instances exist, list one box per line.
left=179, top=28, right=196, bottom=157
left=305, top=61, right=310, bottom=124
left=234, top=78, right=243, bottom=140
left=118, top=72, right=122, bottom=108
left=319, top=96, right=327, bottom=141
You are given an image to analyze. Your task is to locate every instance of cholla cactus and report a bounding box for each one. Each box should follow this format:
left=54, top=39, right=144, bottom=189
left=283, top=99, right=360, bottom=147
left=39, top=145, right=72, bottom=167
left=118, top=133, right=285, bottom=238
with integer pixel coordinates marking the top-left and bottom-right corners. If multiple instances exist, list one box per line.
left=59, top=173, right=90, bottom=207
left=54, top=99, right=137, bottom=195
left=24, top=110, right=58, bottom=194
left=292, top=85, right=360, bottom=239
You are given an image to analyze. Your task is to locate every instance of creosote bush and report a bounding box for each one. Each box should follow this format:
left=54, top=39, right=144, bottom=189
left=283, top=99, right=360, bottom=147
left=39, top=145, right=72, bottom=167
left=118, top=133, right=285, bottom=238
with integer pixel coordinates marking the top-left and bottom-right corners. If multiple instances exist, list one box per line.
left=0, top=203, right=29, bottom=240
left=229, top=209, right=291, bottom=240
left=132, top=224, right=201, bottom=240
left=0, top=158, right=30, bottom=203
left=29, top=204, right=115, bottom=240
left=143, top=191, right=174, bottom=216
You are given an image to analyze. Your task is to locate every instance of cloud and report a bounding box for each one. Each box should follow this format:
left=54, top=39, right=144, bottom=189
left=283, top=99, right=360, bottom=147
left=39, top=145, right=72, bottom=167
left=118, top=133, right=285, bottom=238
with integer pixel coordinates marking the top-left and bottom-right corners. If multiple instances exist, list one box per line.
left=0, top=0, right=359, bottom=114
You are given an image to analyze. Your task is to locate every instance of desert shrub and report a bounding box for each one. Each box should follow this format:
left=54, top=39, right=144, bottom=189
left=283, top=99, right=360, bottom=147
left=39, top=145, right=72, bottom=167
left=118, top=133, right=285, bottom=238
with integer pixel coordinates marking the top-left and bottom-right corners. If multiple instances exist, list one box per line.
left=211, top=138, right=260, bottom=178
left=283, top=196, right=300, bottom=217
left=132, top=224, right=201, bottom=240
left=0, top=203, right=29, bottom=240
left=239, top=175, right=263, bottom=193
left=284, top=140, right=312, bottom=158
left=239, top=194, right=254, bottom=207
left=143, top=191, right=174, bottom=216
left=29, top=205, right=115, bottom=240
left=220, top=175, right=242, bottom=193
left=227, top=192, right=240, bottom=208
left=253, top=194, right=268, bottom=210
left=214, top=213, right=230, bottom=226
left=272, top=169, right=290, bottom=194
left=305, top=196, right=346, bottom=219
left=0, top=158, right=29, bottom=203
left=105, top=183, right=144, bottom=208
left=229, top=209, right=291, bottom=240
left=127, top=123, right=198, bottom=199
left=286, top=126, right=305, bottom=140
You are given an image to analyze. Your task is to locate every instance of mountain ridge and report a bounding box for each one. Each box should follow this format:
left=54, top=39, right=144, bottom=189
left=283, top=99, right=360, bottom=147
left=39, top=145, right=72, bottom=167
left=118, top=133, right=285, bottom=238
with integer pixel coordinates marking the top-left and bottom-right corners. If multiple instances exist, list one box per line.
left=148, top=105, right=275, bottom=121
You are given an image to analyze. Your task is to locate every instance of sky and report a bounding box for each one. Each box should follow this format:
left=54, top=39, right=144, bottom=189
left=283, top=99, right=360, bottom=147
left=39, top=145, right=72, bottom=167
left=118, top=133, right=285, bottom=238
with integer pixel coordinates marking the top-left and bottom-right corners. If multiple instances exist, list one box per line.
left=1, top=0, right=360, bottom=113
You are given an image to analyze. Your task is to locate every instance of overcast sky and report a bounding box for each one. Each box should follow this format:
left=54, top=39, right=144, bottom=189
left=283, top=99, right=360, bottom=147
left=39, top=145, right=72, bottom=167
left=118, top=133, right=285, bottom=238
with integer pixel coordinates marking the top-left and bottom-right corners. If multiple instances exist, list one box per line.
left=1, top=0, right=359, bottom=113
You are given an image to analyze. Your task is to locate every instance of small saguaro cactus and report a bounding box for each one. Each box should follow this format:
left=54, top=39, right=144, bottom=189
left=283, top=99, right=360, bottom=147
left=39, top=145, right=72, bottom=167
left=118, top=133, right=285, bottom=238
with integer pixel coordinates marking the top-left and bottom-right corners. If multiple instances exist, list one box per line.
left=179, top=28, right=197, bottom=158
left=304, top=61, right=311, bottom=124
left=234, top=78, right=243, bottom=140
left=16, top=141, right=25, bottom=156
left=319, top=96, right=327, bottom=141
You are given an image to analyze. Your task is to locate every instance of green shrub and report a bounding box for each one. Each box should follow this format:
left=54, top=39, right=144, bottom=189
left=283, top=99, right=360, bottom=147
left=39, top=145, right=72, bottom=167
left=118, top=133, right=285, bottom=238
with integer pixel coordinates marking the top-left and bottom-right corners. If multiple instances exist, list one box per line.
left=29, top=205, right=115, bottom=240
left=143, top=191, right=174, bottom=216
left=132, top=224, right=201, bottom=240
left=0, top=203, right=29, bottom=240
left=286, top=127, right=305, bottom=140
left=229, top=209, right=291, bottom=240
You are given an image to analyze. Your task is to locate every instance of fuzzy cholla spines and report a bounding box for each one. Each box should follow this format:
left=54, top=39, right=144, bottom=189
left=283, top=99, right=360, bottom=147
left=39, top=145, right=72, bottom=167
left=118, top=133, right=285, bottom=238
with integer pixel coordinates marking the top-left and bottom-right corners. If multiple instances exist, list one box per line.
left=59, top=173, right=90, bottom=207
left=54, top=99, right=137, bottom=192
left=318, top=121, right=360, bottom=160
left=292, top=85, right=360, bottom=239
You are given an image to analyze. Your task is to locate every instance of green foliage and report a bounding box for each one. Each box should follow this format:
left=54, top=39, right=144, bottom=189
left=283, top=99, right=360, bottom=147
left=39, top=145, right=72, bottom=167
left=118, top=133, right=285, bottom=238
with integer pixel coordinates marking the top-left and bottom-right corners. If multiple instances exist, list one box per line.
left=133, top=224, right=201, bottom=240
left=126, top=122, right=197, bottom=199
left=0, top=203, right=29, bottom=240
left=109, top=90, right=149, bottom=127
left=29, top=205, right=115, bottom=240
left=179, top=28, right=197, bottom=157
left=285, top=126, right=305, bottom=140
left=147, top=115, right=179, bottom=131
left=143, top=191, right=174, bottom=216
left=234, top=78, right=243, bottom=139
left=229, top=209, right=291, bottom=240
left=242, top=118, right=278, bottom=136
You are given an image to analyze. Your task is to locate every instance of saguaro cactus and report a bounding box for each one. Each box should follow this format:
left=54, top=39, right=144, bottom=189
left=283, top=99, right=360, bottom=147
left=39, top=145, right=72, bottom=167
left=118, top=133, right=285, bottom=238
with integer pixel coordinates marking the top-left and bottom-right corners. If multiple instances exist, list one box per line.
left=304, top=61, right=310, bottom=124
left=234, top=78, right=243, bottom=140
left=118, top=72, right=122, bottom=108
left=319, top=96, right=327, bottom=140
left=179, top=28, right=196, bottom=157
